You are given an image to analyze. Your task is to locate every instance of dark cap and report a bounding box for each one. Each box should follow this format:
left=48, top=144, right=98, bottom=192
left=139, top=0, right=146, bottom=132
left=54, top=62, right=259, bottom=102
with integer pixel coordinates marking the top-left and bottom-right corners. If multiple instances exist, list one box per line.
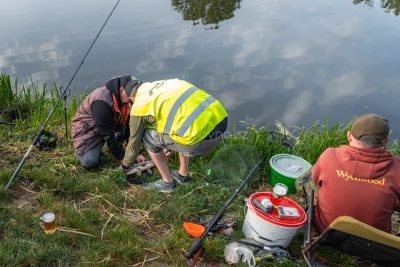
left=351, top=114, right=389, bottom=141
left=124, top=76, right=141, bottom=97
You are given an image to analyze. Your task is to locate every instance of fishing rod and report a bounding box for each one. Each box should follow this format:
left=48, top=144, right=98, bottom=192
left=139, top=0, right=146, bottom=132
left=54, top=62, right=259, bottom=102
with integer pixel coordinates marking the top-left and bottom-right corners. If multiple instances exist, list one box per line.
left=186, top=151, right=269, bottom=262
left=5, top=0, right=122, bottom=189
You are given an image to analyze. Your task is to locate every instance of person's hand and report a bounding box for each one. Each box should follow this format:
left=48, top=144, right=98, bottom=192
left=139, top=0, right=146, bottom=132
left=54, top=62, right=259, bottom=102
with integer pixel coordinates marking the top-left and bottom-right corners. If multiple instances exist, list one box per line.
left=112, top=160, right=124, bottom=169
left=136, top=154, right=146, bottom=163
left=119, top=160, right=130, bottom=172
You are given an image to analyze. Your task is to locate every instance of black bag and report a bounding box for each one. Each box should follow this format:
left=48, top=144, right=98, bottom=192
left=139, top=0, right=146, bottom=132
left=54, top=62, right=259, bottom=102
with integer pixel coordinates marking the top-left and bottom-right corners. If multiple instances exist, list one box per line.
left=34, top=130, right=58, bottom=150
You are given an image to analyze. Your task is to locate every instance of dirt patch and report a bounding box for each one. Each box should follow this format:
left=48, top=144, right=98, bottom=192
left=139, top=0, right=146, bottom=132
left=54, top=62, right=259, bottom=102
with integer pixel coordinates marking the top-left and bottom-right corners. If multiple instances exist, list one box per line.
left=0, top=143, right=24, bottom=168
left=138, top=220, right=172, bottom=239
left=10, top=183, right=40, bottom=210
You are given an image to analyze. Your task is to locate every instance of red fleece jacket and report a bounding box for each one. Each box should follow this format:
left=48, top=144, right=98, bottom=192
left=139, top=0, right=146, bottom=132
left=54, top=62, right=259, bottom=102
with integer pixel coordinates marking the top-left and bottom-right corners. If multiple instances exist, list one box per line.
left=312, top=145, right=400, bottom=233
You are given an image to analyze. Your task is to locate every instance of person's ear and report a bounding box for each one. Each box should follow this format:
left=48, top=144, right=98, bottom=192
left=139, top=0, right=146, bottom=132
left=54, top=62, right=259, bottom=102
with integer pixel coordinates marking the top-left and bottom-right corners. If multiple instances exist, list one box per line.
left=347, top=131, right=352, bottom=142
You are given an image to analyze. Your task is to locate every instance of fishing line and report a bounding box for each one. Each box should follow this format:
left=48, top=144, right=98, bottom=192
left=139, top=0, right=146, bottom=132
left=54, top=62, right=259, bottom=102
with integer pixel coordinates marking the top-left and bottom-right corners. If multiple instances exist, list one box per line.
left=5, top=0, right=122, bottom=189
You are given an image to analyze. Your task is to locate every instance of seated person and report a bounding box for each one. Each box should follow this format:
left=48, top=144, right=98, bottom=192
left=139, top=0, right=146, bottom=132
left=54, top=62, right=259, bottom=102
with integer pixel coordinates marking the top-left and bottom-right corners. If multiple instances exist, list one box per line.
left=312, top=113, right=400, bottom=234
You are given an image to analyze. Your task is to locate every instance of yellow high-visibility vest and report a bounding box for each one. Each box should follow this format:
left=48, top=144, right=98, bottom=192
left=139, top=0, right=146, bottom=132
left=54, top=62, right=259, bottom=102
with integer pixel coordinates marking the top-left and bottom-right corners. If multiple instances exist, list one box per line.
left=131, top=79, right=227, bottom=144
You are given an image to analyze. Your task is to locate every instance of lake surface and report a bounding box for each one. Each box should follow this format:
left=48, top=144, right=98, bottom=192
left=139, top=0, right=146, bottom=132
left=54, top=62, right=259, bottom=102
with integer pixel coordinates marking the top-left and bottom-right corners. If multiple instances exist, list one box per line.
left=1, top=0, right=400, bottom=139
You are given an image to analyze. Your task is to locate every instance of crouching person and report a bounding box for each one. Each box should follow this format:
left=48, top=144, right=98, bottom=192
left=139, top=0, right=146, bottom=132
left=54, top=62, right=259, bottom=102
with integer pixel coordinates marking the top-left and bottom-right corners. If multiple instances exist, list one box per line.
left=122, top=78, right=228, bottom=192
left=71, top=75, right=145, bottom=169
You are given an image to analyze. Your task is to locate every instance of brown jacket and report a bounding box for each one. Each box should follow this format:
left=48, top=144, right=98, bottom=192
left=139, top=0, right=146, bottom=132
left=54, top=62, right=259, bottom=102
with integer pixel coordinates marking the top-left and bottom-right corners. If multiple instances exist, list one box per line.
left=71, top=86, right=117, bottom=156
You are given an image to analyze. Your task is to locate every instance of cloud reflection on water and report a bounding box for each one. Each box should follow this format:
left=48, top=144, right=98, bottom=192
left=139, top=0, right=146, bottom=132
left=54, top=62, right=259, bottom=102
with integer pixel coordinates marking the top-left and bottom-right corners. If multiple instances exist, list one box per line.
left=0, top=37, right=73, bottom=83
left=0, top=0, right=399, bottom=138
left=218, top=0, right=395, bottom=128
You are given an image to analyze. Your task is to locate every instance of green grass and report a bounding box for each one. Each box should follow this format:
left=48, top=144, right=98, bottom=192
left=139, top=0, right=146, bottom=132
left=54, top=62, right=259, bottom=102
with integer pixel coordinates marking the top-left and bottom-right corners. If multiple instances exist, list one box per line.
left=0, top=73, right=398, bottom=266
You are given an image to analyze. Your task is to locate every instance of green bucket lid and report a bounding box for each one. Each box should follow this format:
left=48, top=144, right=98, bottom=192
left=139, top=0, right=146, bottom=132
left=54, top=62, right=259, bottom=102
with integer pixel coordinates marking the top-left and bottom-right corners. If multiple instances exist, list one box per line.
left=270, top=154, right=311, bottom=179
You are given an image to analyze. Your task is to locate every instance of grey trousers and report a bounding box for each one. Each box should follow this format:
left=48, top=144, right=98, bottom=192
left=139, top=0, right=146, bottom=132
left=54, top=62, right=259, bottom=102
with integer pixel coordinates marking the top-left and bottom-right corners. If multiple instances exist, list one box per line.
left=76, top=141, right=105, bottom=169
left=143, top=129, right=224, bottom=158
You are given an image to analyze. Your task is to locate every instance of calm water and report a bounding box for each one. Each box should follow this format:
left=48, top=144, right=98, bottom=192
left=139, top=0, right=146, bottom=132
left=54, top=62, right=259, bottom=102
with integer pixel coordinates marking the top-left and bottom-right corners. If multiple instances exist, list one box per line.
left=1, top=0, right=400, bottom=139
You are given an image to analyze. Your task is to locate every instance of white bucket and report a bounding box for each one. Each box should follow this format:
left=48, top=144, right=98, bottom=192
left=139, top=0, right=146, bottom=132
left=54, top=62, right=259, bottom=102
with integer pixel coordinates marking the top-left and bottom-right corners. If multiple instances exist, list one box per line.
left=242, top=192, right=307, bottom=248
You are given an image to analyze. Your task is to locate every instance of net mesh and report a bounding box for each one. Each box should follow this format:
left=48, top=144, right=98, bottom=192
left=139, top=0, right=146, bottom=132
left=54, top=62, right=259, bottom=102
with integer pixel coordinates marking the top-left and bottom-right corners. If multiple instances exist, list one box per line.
left=206, top=145, right=261, bottom=188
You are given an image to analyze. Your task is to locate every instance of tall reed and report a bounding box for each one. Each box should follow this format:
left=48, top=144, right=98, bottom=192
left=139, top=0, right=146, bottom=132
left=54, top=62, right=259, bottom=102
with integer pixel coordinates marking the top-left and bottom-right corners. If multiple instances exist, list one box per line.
left=0, top=73, right=16, bottom=109
left=0, top=73, right=77, bottom=132
left=1, top=72, right=398, bottom=157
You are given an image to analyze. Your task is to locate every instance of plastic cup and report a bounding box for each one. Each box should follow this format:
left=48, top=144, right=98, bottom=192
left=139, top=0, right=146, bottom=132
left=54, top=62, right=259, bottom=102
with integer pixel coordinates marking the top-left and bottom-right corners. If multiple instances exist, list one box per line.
left=183, top=222, right=206, bottom=238
left=271, top=183, right=288, bottom=206
left=41, top=212, right=56, bottom=234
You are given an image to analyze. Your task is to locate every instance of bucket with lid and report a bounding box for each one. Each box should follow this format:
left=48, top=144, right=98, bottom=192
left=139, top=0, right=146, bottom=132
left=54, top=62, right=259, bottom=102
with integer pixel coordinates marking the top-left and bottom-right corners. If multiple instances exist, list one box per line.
left=269, top=154, right=311, bottom=194
left=242, top=192, right=307, bottom=248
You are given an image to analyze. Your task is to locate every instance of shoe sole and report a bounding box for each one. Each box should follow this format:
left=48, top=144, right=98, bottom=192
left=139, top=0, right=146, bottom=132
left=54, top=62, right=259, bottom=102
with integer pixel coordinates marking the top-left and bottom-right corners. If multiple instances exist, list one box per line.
left=172, top=177, right=189, bottom=185
left=141, top=185, right=174, bottom=193
left=170, top=172, right=189, bottom=185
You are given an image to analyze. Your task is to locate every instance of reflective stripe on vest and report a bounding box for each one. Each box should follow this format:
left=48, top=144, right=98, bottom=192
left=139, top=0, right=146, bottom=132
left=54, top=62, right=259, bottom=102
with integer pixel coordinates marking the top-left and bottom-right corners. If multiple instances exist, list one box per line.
left=177, top=95, right=216, bottom=136
left=164, top=86, right=198, bottom=134
left=131, top=79, right=227, bottom=144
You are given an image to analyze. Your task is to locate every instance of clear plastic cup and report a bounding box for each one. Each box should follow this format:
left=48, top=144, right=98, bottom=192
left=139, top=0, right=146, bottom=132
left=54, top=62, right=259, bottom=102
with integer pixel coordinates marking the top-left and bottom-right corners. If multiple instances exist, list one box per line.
left=271, top=183, right=288, bottom=206
left=41, top=212, right=56, bottom=234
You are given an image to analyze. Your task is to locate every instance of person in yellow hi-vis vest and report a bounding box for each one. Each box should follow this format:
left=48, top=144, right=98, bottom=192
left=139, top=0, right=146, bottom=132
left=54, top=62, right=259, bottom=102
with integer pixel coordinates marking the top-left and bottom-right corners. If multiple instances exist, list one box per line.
left=122, top=78, right=228, bottom=193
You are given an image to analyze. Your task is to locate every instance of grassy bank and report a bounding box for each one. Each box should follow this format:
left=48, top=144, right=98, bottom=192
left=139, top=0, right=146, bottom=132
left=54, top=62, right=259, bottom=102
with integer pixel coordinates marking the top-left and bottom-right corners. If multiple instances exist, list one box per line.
left=0, top=73, right=398, bottom=266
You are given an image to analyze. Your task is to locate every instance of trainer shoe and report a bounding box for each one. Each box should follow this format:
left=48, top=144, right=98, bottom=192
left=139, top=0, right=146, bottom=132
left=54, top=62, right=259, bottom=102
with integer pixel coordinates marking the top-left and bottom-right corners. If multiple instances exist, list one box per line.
left=141, top=179, right=176, bottom=193
left=126, top=174, right=142, bottom=185
left=170, top=169, right=189, bottom=185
